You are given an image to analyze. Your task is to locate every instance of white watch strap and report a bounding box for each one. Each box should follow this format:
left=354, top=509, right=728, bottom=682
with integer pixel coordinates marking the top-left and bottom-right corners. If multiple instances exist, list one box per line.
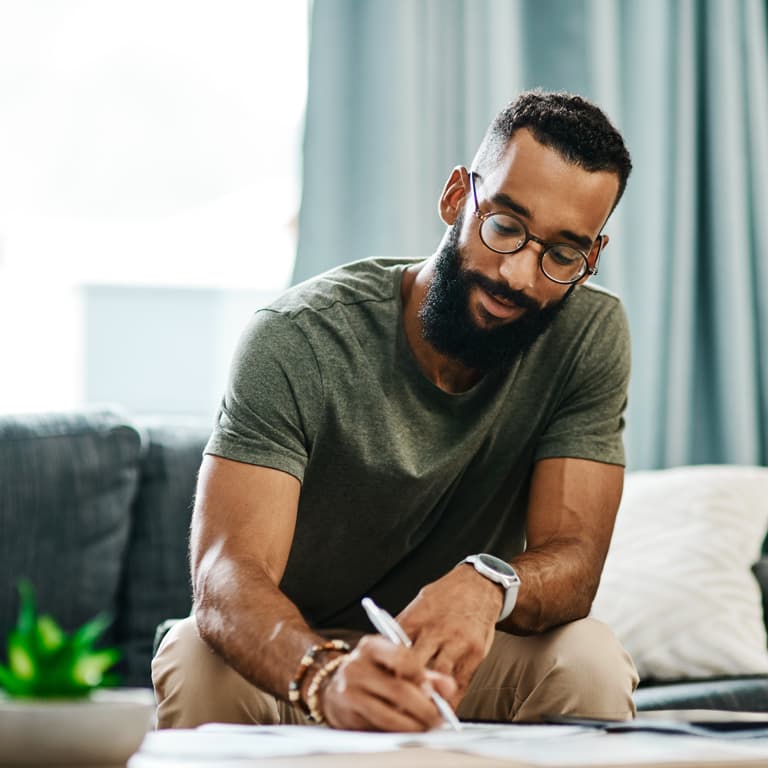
left=461, top=554, right=520, bottom=621
left=498, top=582, right=518, bottom=622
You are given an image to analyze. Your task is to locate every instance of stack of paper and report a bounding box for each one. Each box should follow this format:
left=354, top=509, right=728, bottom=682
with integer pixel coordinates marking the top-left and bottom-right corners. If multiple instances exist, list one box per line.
left=129, top=720, right=768, bottom=768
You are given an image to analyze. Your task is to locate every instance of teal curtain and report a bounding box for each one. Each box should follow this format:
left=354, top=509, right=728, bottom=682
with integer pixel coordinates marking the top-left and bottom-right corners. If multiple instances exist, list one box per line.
left=295, top=0, right=768, bottom=470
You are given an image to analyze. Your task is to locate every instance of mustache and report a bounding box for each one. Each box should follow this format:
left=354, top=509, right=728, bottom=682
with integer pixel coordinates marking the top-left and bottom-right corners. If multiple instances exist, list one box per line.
left=463, top=270, right=541, bottom=312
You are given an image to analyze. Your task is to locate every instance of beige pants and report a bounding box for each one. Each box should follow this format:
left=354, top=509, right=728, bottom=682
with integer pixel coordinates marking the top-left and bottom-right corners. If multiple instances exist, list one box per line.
left=152, top=616, right=638, bottom=729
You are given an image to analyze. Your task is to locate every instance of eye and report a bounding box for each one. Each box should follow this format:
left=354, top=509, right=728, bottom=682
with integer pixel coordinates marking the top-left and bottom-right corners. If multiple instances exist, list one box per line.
left=547, top=245, right=582, bottom=266
left=488, top=214, right=525, bottom=239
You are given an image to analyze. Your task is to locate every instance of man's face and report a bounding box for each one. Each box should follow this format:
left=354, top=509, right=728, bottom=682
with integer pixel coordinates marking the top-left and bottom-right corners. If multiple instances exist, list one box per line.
left=419, top=129, right=619, bottom=372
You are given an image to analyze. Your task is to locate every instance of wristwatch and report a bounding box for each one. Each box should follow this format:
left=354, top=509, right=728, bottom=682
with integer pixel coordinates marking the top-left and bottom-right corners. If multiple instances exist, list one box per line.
left=460, top=553, right=521, bottom=621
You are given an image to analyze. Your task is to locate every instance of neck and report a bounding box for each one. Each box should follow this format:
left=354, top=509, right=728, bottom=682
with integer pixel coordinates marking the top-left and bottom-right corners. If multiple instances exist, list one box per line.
left=401, top=257, right=483, bottom=394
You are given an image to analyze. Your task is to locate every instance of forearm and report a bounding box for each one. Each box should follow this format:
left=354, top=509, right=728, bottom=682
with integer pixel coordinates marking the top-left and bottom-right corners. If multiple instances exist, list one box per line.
left=501, top=537, right=603, bottom=635
left=498, top=458, right=622, bottom=635
left=194, top=551, right=324, bottom=701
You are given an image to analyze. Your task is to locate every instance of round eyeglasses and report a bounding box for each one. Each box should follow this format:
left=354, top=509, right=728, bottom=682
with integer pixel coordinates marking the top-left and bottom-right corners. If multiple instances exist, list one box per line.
left=469, top=171, right=603, bottom=285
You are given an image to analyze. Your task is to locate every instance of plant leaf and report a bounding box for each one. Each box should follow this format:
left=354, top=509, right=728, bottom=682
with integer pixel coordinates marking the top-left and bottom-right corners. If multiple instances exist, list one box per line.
left=70, top=613, right=112, bottom=651
left=1, top=584, right=120, bottom=698
left=7, top=631, right=36, bottom=682
left=36, top=615, right=65, bottom=655
left=0, top=663, right=33, bottom=696
left=71, top=648, right=121, bottom=687
left=16, top=580, right=38, bottom=642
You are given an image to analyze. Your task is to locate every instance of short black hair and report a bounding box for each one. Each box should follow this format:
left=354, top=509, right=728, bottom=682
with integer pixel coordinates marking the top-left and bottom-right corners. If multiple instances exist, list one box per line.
left=473, top=89, right=633, bottom=207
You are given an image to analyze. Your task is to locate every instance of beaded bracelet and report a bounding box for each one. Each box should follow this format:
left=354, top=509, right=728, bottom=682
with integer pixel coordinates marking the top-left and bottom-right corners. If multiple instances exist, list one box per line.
left=306, top=653, right=347, bottom=724
left=287, top=639, right=350, bottom=713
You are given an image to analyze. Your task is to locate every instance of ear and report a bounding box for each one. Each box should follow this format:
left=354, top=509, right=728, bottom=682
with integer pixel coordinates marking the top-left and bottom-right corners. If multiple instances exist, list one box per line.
left=438, top=166, right=470, bottom=225
left=577, top=234, right=609, bottom=285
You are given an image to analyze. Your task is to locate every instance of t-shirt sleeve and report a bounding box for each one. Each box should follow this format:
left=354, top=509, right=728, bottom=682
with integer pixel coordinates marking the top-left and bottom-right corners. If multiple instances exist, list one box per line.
left=534, top=296, right=631, bottom=466
left=204, top=309, right=323, bottom=482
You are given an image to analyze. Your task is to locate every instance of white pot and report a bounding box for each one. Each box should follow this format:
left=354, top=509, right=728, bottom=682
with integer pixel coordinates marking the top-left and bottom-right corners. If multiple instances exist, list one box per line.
left=0, top=687, right=155, bottom=766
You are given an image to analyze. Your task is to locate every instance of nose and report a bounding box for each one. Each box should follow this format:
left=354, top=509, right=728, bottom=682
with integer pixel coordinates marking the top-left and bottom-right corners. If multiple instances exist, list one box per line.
left=498, top=242, right=541, bottom=290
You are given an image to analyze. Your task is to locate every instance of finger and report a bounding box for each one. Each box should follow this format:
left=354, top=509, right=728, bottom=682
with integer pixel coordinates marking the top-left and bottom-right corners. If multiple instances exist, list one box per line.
left=326, top=663, right=441, bottom=732
left=353, top=691, right=441, bottom=732
left=406, top=630, right=442, bottom=669
left=429, top=639, right=482, bottom=693
left=323, top=659, right=426, bottom=732
left=358, top=666, right=444, bottom=730
left=357, top=636, right=430, bottom=683
left=336, top=642, right=445, bottom=730
left=328, top=698, right=420, bottom=733
left=425, top=669, right=458, bottom=701
left=427, top=639, right=462, bottom=676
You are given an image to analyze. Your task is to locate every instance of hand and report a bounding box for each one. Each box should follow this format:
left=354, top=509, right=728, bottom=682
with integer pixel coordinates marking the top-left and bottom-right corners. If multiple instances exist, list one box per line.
left=319, top=635, right=456, bottom=731
left=396, top=565, right=502, bottom=705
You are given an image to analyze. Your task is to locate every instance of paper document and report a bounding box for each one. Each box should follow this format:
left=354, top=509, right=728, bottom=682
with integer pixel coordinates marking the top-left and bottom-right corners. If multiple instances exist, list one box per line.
left=462, top=731, right=768, bottom=765
left=550, top=712, right=768, bottom=740
left=131, top=722, right=588, bottom=763
left=129, top=721, right=768, bottom=767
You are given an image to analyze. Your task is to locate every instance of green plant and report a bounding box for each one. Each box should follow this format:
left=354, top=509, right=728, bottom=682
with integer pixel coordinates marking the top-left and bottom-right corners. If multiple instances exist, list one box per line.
left=0, top=580, right=120, bottom=698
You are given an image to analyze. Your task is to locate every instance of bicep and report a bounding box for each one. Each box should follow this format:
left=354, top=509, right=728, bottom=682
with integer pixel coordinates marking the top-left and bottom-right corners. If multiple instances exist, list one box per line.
left=191, top=454, right=301, bottom=591
left=525, top=457, right=623, bottom=568
left=534, top=300, right=630, bottom=468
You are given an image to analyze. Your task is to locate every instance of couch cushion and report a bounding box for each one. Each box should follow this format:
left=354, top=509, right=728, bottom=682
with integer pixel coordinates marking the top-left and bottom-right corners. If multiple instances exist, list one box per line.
left=113, top=417, right=210, bottom=687
left=0, top=410, right=142, bottom=647
left=592, top=465, right=768, bottom=681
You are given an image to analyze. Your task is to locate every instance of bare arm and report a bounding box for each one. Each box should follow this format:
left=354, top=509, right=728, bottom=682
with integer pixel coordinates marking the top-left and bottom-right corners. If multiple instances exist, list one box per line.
left=191, top=454, right=453, bottom=730
left=398, top=456, right=623, bottom=698
left=499, top=456, right=623, bottom=633
left=190, top=454, right=315, bottom=698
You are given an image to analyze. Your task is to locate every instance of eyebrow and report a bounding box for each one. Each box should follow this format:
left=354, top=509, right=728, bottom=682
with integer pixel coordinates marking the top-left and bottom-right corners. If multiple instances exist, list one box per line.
left=490, top=192, right=594, bottom=251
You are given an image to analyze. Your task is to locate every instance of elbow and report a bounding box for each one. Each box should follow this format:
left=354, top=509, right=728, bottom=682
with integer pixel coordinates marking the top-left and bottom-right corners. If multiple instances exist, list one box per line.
left=505, top=581, right=596, bottom=635
left=504, top=596, right=547, bottom=635
left=191, top=537, right=236, bottom=645
left=191, top=535, right=229, bottom=605
left=507, top=602, right=591, bottom=635
left=194, top=601, right=225, bottom=650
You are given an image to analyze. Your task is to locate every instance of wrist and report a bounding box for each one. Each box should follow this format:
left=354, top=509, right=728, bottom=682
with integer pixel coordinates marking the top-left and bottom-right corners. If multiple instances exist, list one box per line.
left=459, top=554, right=521, bottom=621
left=288, top=639, right=350, bottom=716
left=461, top=563, right=505, bottom=614
left=305, top=654, right=347, bottom=724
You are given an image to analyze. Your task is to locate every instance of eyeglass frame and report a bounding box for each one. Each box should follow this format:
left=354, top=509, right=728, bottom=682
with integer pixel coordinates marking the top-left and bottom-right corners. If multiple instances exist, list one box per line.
left=468, top=170, right=605, bottom=285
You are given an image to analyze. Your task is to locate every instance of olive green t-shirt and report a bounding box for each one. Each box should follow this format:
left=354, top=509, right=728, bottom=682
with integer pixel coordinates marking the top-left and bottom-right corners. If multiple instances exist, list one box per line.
left=206, top=257, right=630, bottom=630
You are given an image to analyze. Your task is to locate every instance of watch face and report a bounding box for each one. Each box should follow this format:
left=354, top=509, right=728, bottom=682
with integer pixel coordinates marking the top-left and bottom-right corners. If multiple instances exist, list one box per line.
left=477, top=553, right=516, bottom=577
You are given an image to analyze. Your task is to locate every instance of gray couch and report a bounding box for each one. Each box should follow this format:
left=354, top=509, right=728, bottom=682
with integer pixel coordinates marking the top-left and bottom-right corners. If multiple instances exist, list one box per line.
left=0, top=409, right=209, bottom=688
left=2, top=409, right=767, bottom=710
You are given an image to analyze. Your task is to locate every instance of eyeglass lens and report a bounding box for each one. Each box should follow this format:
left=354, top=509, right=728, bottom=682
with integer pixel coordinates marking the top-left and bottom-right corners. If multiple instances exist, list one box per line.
left=480, top=214, right=588, bottom=284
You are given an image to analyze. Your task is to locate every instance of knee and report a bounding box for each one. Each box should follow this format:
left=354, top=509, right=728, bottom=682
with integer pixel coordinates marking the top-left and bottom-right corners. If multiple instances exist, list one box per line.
left=152, top=616, right=221, bottom=727
left=532, top=618, right=638, bottom=720
left=152, top=616, right=213, bottom=706
left=152, top=615, right=280, bottom=728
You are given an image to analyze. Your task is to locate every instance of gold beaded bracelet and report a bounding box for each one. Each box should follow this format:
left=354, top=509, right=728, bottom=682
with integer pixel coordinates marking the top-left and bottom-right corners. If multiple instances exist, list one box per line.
left=288, top=639, right=350, bottom=714
left=306, top=654, right=347, bottom=724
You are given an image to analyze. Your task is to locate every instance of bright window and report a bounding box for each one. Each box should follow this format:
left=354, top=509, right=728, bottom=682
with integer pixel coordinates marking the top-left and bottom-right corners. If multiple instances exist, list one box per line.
left=0, top=0, right=308, bottom=414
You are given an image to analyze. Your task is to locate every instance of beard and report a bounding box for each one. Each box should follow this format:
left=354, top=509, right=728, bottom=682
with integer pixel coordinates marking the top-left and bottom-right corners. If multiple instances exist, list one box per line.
left=418, top=214, right=573, bottom=372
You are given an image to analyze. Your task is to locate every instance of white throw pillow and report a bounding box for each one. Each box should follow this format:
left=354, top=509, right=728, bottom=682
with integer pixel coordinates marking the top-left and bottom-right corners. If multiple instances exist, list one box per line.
left=591, top=465, right=768, bottom=681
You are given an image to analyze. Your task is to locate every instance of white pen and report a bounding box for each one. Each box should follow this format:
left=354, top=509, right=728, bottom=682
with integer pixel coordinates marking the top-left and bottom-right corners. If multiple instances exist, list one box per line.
left=361, top=597, right=462, bottom=731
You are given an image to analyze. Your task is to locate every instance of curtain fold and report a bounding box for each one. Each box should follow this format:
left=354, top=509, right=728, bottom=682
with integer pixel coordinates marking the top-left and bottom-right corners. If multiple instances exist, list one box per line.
left=295, top=0, right=768, bottom=469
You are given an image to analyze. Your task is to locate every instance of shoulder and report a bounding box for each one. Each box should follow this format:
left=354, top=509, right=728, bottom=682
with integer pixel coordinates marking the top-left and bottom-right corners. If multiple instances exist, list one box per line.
left=266, top=257, right=420, bottom=319
left=235, top=257, right=419, bottom=368
left=567, top=282, right=624, bottom=315
left=559, top=283, right=629, bottom=342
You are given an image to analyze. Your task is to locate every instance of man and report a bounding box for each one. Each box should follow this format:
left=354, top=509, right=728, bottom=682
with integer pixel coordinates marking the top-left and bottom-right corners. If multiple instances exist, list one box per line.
left=153, top=90, right=639, bottom=731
